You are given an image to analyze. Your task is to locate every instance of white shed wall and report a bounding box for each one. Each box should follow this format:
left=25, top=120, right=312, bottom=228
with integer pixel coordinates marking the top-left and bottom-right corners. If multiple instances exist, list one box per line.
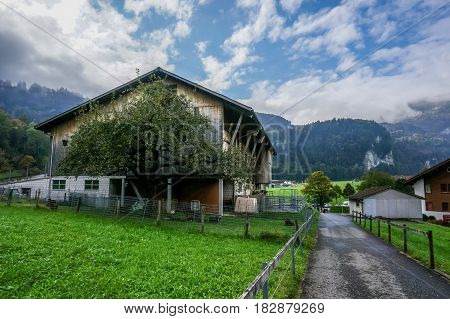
left=365, top=189, right=422, bottom=219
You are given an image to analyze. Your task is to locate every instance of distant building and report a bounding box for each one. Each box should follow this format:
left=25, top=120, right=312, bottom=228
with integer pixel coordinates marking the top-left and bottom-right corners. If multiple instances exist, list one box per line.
left=406, top=158, right=450, bottom=220
left=348, top=186, right=423, bottom=219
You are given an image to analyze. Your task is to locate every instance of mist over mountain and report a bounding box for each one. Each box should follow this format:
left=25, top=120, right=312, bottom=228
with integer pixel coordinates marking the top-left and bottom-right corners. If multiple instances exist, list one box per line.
left=0, top=80, right=86, bottom=123
left=0, top=80, right=448, bottom=180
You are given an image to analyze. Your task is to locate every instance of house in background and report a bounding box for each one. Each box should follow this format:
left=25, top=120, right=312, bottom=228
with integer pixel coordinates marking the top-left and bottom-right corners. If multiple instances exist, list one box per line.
left=348, top=186, right=423, bottom=219
left=407, top=158, right=450, bottom=220
left=22, top=67, right=275, bottom=213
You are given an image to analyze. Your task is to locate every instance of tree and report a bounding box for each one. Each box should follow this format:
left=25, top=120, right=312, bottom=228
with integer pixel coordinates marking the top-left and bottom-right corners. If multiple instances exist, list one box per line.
left=58, top=79, right=255, bottom=184
left=303, top=171, right=334, bottom=210
left=0, top=149, right=12, bottom=171
left=331, top=184, right=342, bottom=204
left=357, top=170, right=394, bottom=191
left=393, top=178, right=414, bottom=194
left=19, top=155, right=35, bottom=178
left=342, top=182, right=356, bottom=197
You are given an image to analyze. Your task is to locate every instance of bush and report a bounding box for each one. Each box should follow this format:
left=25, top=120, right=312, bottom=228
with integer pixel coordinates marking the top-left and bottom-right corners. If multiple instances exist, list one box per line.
left=330, top=205, right=350, bottom=213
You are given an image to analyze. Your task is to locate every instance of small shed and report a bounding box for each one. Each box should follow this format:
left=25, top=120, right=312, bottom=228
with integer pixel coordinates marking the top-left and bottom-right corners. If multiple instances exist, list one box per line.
left=349, top=186, right=423, bottom=219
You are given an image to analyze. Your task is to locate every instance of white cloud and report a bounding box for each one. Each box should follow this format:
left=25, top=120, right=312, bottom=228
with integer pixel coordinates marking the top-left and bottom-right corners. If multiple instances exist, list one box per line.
left=280, top=0, right=303, bottom=14
left=241, top=16, right=450, bottom=124
left=0, top=0, right=191, bottom=97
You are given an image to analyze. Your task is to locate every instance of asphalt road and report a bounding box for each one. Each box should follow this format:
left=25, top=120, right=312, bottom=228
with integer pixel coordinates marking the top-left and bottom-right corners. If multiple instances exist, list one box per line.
left=301, top=213, right=450, bottom=298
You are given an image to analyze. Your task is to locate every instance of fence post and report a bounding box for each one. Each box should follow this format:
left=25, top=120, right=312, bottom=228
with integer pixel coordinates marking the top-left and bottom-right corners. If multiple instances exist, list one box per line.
left=76, top=197, right=81, bottom=213
left=35, top=189, right=41, bottom=208
left=359, top=213, right=362, bottom=225
left=262, top=262, right=268, bottom=299
left=427, top=230, right=435, bottom=269
left=364, top=214, right=367, bottom=228
left=377, top=219, right=380, bottom=237
left=115, top=198, right=120, bottom=217
left=403, top=224, right=407, bottom=253
left=7, top=189, right=13, bottom=206
left=295, top=220, right=301, bottom=247
left=291, top=242, right=296, bottom=276
left=156, top=200, right=161, bottom=226
left=201, top=210, right=205, bottom=233
left=244, top=213, right=250, bottom=238
left=369, top=217, right=372, bottom=232
left=388, top=222, right=392, bottom=243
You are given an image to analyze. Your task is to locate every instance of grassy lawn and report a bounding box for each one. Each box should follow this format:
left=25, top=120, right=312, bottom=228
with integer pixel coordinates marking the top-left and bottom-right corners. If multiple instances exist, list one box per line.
left=356, top=218, right=450, bottom=275
left=0, top=170, right=24, bottom=181
left=0, top=206, right=291, bottom=298
left=0, top=205, right=318, bottom=299
left=267, top=180, right=360, bottom=205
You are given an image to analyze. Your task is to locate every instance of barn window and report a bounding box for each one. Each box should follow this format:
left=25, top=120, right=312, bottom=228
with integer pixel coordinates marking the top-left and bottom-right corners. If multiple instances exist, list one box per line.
left=425, top=184, right=431, bottom=193
left=52, top=180, right=66, bottom=190
left=441, top=184, right=448, bottom=193
left=442, top=202, right=449, bottom=211
left=85, top=180, right=99, bottom=190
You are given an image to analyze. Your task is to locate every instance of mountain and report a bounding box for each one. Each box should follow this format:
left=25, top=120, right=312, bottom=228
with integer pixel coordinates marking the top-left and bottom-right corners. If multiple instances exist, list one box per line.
left=0, top=79, right=448, bottom=181
left=258, top=100, right=449, bottom=181
left=0, top=80, right=85, bottom=123
left=381, top=100, right=450, bottom=173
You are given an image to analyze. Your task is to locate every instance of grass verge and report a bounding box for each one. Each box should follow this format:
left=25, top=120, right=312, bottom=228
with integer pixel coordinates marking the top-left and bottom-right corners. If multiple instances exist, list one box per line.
left=354, top=217, right=449, bottom=275
left=0, top=206, right=286, bottom=298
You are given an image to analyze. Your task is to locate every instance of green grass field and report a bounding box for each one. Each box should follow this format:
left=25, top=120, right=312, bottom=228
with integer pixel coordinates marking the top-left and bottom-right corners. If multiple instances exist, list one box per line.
left=0, top=206, right=317, bottom=298
left=356, top=218, right=450, bottom=274
left=267, top=180, right=360, bottom=205
left=0, top=170, right=24, bottom=181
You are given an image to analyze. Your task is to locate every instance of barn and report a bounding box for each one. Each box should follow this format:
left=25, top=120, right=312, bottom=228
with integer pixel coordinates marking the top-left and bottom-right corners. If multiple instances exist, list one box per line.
left=348, top=186, right=423, bottom=219
left=29, top=67, right=275, bottom=214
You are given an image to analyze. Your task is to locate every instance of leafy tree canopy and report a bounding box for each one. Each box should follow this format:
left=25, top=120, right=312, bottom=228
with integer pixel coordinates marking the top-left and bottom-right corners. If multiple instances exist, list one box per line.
left=303, top=171, right=334, bottom=209
left=357, top=170, right=394, bottom=191
left=58, top=79, right=255, bottom=183
left=342, top=183, right=356, bottom=197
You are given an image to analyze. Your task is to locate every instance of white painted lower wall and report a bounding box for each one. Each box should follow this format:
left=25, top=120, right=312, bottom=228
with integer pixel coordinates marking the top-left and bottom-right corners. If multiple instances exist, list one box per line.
left=0, top=176, right=124, bottom=201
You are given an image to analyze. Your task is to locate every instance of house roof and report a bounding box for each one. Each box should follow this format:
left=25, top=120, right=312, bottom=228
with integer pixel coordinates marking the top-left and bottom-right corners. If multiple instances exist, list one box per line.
left=34, top=67, right=275, bottom=153
left=406, top=158, right=450, bottom=184
left=348, top=186, right=424, bottom=201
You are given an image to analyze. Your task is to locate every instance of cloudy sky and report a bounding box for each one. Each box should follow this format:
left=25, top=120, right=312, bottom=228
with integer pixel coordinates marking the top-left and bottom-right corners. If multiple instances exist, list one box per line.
left=0, top=0, right=449, bottom=124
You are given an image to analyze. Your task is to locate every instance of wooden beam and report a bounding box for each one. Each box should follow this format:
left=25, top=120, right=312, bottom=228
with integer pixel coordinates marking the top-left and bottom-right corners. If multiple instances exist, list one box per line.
left=230, top=113, right=243, bottom=146
left=129, top=180, right=143, bottom=201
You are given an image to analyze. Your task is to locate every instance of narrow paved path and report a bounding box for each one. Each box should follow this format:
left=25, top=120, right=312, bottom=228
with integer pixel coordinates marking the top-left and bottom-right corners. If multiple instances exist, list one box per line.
left=302, top=213, right=450, bottom=298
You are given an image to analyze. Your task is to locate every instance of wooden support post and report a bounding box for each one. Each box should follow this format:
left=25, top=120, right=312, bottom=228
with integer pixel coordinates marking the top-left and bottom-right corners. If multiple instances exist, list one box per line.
left=120, top=178, right=125, bottom=207
left=218, top=178, right=224, bottom=216
left=427, top=230, right=435, bottom=269
left=156, top=200, right=161, bottom=226
left=244, top=213, right=249, bottom=238
left=201, top=210, right=205, bottom=233
left=377, top=219, right=380, bottom=237
left=115, top=198, right=120, bottom=217
left=167, top=178, right=172, bottom=213
left=291, top=243, right=296, bottom=276
left=403, top=224, right=407, bottom=253
left=35, top=189, right=41, bottom=208
left=76, top=197, right=81, bottom=213
left=7, top=189, right=13, bottom=206
left=388, top=222, right=392, bottom=243
left=369, top=217, right=372, bottom=232
left=230, top=113, right=243, bottom=146
left=262, top=262, right=268, bottom=299
left=359, top=213, right=362, bottom=225
left=364, top=214, right=367, bottom=228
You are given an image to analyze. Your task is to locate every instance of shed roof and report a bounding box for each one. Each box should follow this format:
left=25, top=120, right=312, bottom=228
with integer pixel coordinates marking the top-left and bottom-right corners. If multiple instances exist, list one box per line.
left=34, top=67, right=275, bottom=152
left=348, top=186, right=424, bottom=201
left=406, top=158, right=450, bottom=184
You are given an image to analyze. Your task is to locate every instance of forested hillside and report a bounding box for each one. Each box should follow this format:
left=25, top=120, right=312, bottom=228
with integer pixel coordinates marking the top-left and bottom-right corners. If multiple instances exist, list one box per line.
left=0, top=110, right=50, bottom=177
left=0, top=80, right=85, bottom=122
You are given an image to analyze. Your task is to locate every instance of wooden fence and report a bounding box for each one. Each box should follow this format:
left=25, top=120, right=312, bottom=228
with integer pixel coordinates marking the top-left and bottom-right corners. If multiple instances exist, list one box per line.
left=239, top=208, right=317, bottom=299
left=352, top=211, right=435, bottom=269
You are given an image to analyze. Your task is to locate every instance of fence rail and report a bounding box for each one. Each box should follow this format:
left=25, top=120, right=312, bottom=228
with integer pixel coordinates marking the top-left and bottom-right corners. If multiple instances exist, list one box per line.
left=239, top=208, right=317, bottom=299
left=352, top=211, right=435, bottom=269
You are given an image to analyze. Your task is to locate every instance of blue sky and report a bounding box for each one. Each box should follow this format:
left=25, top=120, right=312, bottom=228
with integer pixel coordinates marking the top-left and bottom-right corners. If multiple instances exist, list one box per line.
left=0, top=0, right=449, bottom=123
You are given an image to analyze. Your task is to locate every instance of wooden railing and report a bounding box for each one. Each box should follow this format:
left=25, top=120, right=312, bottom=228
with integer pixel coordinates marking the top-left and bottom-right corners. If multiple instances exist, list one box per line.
left=239, top=208, right=317, bottom=299
left=352, top=211, right=435, bottom=269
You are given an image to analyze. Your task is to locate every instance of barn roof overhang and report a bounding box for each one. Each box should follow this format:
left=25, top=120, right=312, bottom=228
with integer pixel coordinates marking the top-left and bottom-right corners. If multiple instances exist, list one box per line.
left=35, top=67, right=276, bottom=154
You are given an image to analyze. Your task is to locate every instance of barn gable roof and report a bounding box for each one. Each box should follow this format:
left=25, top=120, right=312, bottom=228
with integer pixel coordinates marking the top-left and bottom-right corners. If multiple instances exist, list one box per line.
left=349, top=186, right=424, bottom=201
left=34, top=67, right=275, bottom=152
left=406, top=158, right=450, bottom=184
